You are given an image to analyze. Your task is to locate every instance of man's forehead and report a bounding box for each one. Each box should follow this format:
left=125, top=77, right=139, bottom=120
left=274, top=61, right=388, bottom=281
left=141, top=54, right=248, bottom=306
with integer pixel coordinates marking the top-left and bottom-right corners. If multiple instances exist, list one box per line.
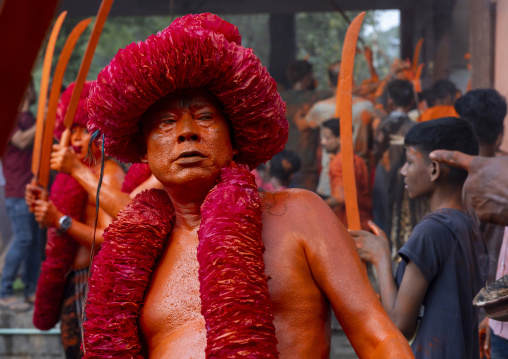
left=405, top=145, right=429, bottom=161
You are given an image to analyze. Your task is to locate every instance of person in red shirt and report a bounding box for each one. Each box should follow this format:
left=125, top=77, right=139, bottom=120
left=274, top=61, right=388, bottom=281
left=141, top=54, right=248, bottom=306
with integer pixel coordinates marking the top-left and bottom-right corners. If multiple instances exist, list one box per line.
left=322, top=118, right=373, bottom=230
left=0, top=78, right=41, bottom=311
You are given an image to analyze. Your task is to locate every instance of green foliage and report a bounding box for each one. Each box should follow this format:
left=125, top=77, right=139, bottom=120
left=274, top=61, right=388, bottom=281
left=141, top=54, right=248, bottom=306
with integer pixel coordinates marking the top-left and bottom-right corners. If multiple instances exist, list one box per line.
left=295, top=11, right=399, bottom=90
left=32, top=11, right=398, bottom=97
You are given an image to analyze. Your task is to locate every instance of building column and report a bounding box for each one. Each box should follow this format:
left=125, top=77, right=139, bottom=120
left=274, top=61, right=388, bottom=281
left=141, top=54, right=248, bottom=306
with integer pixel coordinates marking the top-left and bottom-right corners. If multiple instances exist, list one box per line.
left=470, top=0, right=495, bottom=88
left=269, top=14, right=295, bottom=89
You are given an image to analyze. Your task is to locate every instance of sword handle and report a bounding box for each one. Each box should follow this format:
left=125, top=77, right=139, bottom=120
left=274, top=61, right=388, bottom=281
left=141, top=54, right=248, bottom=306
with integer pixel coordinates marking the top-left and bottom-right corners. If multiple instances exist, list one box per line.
left=60, top=127, right=71, bottom=147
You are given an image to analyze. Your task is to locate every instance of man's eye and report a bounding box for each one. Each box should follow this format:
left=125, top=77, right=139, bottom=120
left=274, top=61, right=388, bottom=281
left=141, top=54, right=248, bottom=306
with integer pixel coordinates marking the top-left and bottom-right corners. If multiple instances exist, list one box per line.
left=197, top=113, right=213, bottom=120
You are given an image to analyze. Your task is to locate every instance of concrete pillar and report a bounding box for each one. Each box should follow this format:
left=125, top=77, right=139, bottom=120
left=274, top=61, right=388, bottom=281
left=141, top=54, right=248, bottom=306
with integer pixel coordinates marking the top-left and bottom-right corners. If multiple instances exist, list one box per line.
left=269, top=14, right=295, bottom=89
left=494, top=0, right=508, bottom=151
left=470, top=0, right=495, bottom=89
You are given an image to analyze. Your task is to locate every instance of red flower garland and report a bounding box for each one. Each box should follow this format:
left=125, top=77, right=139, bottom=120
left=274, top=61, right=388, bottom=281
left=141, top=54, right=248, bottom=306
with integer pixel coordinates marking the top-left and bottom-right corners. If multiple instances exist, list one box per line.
left=83, top=189, right=175, bottom=358
left=83, top=163, right=278, bottom=358
left=198, top=163, right=278, bottom=358
left=33, top=173, right=89, bottom=330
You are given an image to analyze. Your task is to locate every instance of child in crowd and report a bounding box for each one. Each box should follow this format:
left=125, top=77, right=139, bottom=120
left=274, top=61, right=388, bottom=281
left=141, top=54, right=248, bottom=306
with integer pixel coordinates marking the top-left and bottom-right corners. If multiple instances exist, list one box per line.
left=351, top=117, right=488, bottom=358
left=321, top=118, right=372, bottom=230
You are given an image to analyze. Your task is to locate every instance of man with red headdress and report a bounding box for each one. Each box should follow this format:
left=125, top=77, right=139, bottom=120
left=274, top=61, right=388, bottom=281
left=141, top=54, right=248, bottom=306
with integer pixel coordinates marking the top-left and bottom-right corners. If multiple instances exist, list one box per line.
left=83, top=13, right=413, bottom=358
left=26, top=82, right=124, bottom=358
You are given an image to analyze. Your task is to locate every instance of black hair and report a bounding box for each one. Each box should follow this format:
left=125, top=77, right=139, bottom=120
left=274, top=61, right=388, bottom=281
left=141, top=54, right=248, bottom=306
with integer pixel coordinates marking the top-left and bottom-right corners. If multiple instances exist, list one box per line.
left=404, top=117, right=479, bottom=186
left=454, top=88, right=506, bottom=145
left=420, top=88, right=436, bottom=107
left=327, top=61, right=341, bottom=87
left=269, top=150, right=301, bottom=182
left=322, top=118, right=340, bottom=137
left=387, top=80, right=414, bottom=107
left=286, top=60, right=313, bottom=86
left=431, top=79, right=457, bottom=101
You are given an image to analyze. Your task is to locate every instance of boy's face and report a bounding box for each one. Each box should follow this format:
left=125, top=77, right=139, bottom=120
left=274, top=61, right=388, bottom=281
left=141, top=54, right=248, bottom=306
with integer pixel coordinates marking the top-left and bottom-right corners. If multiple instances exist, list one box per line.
left=321, top=127, right=340, bottom=154
left=401, top=146, right=435, bottom=199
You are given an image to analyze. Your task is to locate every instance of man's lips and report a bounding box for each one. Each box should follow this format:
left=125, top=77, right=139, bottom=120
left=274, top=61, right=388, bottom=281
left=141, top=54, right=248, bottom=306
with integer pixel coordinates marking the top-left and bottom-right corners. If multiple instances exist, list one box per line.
left=175, top=150, right=206, bottom=164
left=176, top=150, right=206, bottom=160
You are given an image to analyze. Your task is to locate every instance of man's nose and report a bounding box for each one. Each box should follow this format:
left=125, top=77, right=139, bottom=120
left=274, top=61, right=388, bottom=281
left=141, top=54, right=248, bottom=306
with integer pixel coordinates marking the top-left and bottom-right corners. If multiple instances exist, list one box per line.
left=400, top=162, right=408, bottom=176
left=176, top=115, right=199, bottom=143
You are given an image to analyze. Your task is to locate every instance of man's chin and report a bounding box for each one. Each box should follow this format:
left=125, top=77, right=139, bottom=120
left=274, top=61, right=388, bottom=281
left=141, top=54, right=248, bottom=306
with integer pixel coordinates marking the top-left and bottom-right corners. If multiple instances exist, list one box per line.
left=158, top=167, right=222, bottom=188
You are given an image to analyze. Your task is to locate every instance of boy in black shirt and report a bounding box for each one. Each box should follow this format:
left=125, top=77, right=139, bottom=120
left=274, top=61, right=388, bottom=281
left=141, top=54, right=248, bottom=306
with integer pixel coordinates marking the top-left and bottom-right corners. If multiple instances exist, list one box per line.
left=351, top=117, right=488, bottom=358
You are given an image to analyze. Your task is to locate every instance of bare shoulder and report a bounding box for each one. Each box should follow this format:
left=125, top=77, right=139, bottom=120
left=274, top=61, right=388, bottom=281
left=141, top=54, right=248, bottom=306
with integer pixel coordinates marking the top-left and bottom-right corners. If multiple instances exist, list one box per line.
left=260, top=188, right=327, bottom=215
left=101, top=159, right=126, bottom=188
left=260, top=188, right=344, bottom=238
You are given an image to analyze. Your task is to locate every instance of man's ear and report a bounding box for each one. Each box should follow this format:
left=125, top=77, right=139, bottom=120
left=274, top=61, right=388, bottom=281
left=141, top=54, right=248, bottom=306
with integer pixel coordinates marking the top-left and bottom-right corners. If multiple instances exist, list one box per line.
left=430, top=161, right=441, bottom=182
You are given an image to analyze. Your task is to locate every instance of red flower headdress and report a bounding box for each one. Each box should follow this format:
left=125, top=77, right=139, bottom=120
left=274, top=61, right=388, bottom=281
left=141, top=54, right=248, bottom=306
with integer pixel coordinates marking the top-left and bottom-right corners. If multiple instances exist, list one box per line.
left=84, top=13, right=287, bottom=358
left=54, top=81, right=93, bottom=140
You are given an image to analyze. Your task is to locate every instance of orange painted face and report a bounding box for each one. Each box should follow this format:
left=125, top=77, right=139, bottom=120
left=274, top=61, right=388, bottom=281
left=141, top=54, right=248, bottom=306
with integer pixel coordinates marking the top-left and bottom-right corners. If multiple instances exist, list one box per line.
left=70, top=125, right=94, bottom=161
left=400, top=145, right=434, bottom=199
left=141, top=88, right=237, bottom=189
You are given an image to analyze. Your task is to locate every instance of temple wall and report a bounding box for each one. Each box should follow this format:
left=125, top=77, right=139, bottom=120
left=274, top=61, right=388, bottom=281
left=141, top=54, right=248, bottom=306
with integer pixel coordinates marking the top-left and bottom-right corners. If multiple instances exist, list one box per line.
left=495, top=1, right=508, bottom=152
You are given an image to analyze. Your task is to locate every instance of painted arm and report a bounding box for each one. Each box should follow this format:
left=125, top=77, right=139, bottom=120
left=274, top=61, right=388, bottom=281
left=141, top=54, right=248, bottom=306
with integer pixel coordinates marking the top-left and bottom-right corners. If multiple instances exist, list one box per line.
left=350, top=221, right=429, bottom=339
left=299, top=191, right=414, bottom=358
left=50, top=144, right=162, bottom=217
left=33, top=160, right=125, bottom=249
left=10, top=123, right=36, bottom=149
left=34, top=197, right=106, bottom=248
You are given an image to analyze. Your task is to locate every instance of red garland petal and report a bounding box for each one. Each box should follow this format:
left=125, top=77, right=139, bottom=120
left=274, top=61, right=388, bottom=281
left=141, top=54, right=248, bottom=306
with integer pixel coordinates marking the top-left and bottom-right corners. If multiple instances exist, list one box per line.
left=33, top=173, right=88, bottom=330
left=83, top=189, right=175, bottom=358
left=198, top=162, right=278, bottom=358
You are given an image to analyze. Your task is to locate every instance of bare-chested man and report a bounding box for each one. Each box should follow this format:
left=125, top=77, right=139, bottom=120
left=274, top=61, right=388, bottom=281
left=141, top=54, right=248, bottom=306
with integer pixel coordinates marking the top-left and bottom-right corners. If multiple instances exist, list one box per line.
left=26, top=82, right=124, bottom=358
left=82, top=14, right=413, bottom=358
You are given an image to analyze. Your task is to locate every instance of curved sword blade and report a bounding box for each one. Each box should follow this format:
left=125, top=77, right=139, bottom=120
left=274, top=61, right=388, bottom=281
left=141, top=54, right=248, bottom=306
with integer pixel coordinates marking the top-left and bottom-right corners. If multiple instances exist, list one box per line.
left=61, top=0, right=114, bottom=146
left=412, top=38, right=424, bottom=74
left=335, top=12, right=365, bottom=231
left=32, top=11, right=67, bottom=179
left=38, top=18, right=92, bottom=189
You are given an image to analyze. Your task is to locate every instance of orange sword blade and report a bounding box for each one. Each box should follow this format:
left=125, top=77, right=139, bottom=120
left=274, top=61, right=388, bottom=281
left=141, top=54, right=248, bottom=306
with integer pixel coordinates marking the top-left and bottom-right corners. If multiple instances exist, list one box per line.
left=412, top=38, right=424, bottom=75
left=60, top=0, right=114, bottom=147
left=335, top=12, right=365, bottom=231
left=32, top=11, right=67, bottom=181
left=38, top=18, right=92, bottom=189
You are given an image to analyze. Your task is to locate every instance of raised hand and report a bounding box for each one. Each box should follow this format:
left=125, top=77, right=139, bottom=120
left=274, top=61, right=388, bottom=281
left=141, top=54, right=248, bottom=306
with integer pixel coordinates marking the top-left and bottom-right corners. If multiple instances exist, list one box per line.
left=430, top=150, right=508, bottom=225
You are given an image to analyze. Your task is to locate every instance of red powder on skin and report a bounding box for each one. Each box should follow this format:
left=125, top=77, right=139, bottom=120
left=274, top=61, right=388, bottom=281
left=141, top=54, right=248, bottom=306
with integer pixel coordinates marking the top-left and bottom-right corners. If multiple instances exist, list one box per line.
left=83, top=163, right=278, bottom=358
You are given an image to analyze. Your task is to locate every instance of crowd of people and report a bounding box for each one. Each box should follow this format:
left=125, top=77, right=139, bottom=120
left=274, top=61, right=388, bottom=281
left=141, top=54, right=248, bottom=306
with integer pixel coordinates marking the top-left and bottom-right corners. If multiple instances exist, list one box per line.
left=0, top=12, right=508, bottom=359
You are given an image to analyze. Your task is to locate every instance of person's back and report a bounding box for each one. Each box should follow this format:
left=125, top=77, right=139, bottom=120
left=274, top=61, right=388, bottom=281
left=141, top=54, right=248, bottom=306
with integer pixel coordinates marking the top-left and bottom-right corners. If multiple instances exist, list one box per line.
left=395, top=208, right=487, bottom=358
